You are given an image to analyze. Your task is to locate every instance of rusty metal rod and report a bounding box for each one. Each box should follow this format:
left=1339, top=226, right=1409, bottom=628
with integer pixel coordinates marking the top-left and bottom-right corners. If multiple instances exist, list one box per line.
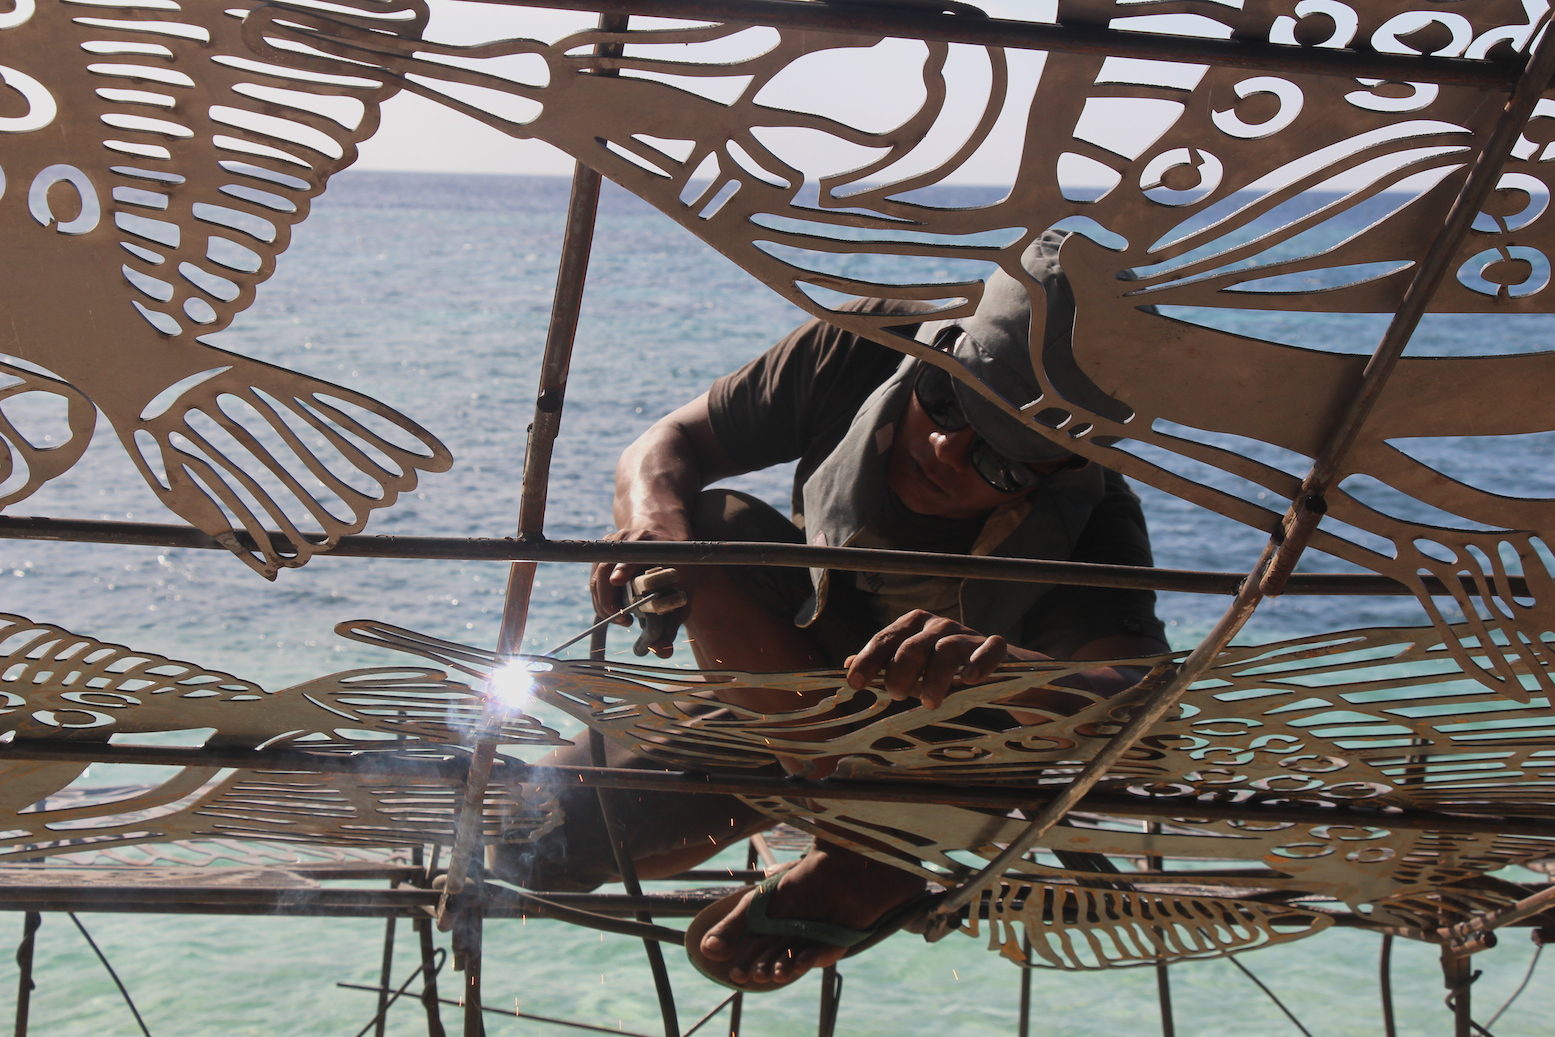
left=1444, top=882, right=1555, bottom=952
left=339, top=983, right=660, bottom=1037
left=451, top=14, right=628, bottom=899
left=2, top=740, right=1554, bottom=837
left=933, top=24, right=1555, bottom=925
left=0, top=516, right=1516, bottom=598
left=1262, top=24, right=1555, bottom=596
left=931, top=537, right=1279, bottom=920
left=492, top=0, right=1518, bottom=88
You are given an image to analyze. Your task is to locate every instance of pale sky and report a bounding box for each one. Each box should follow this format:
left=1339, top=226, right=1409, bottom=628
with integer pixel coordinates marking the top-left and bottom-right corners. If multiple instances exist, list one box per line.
left=352, top=1, right=1069, bottom=184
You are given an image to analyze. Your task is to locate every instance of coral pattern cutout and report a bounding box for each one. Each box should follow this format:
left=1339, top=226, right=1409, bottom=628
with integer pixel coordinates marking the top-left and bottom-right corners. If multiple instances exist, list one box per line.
left=265, top=0, right=1555, bottom=691
left=0, top=0, right=452, bottom=577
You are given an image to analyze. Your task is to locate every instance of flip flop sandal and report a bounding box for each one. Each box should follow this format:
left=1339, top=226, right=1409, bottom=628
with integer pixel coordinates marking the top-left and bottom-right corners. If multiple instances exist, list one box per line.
left=685, top=865, right=940, bottom=992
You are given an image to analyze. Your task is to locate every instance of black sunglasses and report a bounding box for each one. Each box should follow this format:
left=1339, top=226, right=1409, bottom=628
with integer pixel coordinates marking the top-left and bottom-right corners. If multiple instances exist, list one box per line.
left=912, top=364, right=1037, bottom=494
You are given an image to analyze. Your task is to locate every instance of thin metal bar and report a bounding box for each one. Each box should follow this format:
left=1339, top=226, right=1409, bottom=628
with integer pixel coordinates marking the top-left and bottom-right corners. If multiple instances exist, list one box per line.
left=340, top=983, right=660, bottom=1037
left=1017, top=935, right=1032, bottom=1037
left=418, top=917, right=448, bottom=1037
left=1155, top=961, right=1174, bottom=1037
left=1442, top=947, right=1475, bottom=1037
left=416, top=844, right=449, bottom=1037
left=816, top=966, right=841, bottom=1037
left=932, top=532, right=1280, bottom=922
left=1227, top=957, right=1313, bottom=1037
left=1445, top=883, right=1555, bottom=952
left=462, top=905, right=484, bottom=1037
left=726, top=994, right=742, bottom=1037
left=12, top=912, right=39, bottom=1037
left=0, top=516, right=1512, bottom=598
left=447, top=8, right=620, bottom=897
left=1262, top=23, right=1555, bottom=595
left=375, top=913, right=398, bottom=1037
left=5, top=741, right=1555, bottom=838
left=67, top=914, right=151, bottom=1037
left=484, top=0, right=1517, bottom=88
left=1146, top=827, right=1174, bottom=1037
left=517, top=147, right=609, bottom=539
left=350, top=950, right=447, bottom=1037
left=679, top=994, right=738, bottom=1037
left=1380, top=935, right=1397, bottom=1037
left=590, top=625, right=680, bottom=1037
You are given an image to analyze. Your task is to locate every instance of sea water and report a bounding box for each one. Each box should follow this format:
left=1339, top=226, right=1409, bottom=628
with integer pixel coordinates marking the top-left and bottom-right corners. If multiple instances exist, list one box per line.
left=1, top=171, right=1552, bottom=1034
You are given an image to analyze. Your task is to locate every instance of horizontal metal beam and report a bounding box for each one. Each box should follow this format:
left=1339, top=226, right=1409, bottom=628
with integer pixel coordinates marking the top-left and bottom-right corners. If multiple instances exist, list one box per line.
left=0, top=515, right=1513, bottom=598
left=5, top=740, right=1552, bottom=839
left=490, top=0, right=1518, bottom=89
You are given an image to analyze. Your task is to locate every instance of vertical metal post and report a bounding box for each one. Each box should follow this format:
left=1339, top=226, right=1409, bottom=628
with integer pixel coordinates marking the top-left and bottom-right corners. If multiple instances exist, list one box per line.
left=1379, top=935, right=1397, bottom=1037
left=416, top=845, right=448, bottom=1037
left=1442, top=947, right=1473, bottom=1037
left=13, top=913, right=39, bottom=1037
left=375, top=914, right=398, bottom=1036
left=816, top=966, right=842, bottom=1037
left=1146, top=827, right=1174, bottom=1037
left=589, top=626, right=681, bottom=1037
left=462, top=906, right=484, bottom=1037
left=443, top=10, right=629, bottom=900
left=1016, top=936, right=1032, bottom=1037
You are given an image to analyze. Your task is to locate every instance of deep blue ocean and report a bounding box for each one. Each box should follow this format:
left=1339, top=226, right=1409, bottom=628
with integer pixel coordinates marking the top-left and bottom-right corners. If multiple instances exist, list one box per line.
left=2, top=170, right=1553, bottom=1034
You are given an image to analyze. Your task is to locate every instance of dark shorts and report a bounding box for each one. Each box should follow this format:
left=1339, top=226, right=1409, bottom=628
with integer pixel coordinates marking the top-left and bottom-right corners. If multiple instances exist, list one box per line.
left=690, top=487, right=880, bottom=666
left=495, top=489, right=846, bottom=893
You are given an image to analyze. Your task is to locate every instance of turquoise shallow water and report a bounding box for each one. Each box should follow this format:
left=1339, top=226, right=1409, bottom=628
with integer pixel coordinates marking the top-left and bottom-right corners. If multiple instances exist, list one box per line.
left=3, top=170, right=1555, bottom=1033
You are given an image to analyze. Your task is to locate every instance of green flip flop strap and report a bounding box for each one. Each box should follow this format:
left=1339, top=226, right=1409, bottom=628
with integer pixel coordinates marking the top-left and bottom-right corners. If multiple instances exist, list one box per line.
left=743, top=873, right=876, bottom=950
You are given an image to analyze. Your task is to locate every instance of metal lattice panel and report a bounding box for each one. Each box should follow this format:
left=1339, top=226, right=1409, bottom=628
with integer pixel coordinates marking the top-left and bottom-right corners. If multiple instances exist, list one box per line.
left=959, top=879, right=1335, bottom=969
left=0, top=0, right=452, bottom=577
left=0, top=612, right=568, bottom=859
left=257, top=0, right=1555, bottom=694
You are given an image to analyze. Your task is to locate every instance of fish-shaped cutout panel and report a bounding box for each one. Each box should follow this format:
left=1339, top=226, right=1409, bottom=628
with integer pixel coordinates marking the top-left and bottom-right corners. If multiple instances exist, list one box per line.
left=0, top=0, right=452, bottom=577
left=261, top=0, right=1555, bottom=693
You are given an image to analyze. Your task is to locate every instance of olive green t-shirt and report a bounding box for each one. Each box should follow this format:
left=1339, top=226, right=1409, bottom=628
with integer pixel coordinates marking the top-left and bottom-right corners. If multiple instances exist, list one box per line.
left=707, top=300, right=1166, bottom=659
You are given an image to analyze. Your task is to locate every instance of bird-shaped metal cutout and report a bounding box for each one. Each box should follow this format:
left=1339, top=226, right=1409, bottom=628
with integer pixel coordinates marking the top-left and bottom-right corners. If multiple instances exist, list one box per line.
left=258, top=0, right=1555, bottom=693
left=0, top=0, right=452, bottom=577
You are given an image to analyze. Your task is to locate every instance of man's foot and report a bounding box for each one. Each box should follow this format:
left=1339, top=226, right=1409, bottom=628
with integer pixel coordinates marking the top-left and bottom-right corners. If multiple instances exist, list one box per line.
left=698, top=841, right=927, bottom=986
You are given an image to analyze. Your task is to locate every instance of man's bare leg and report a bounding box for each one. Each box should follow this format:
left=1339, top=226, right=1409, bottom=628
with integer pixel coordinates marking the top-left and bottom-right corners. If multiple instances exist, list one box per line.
left=680, top=567, right=928, bottom=982
left=697, top=841, right=928, bottom=985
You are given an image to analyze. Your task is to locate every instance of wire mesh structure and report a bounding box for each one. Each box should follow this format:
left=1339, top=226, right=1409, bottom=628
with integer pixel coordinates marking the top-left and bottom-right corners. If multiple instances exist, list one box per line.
left=7, top=0, right=1555, bottom=1034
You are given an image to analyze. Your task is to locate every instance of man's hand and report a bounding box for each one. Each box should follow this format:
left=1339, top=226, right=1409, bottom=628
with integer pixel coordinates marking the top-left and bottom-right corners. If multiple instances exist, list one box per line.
left=844, top=610, right=1009, bottom=708
left=589, top=530, right=696, bottom=659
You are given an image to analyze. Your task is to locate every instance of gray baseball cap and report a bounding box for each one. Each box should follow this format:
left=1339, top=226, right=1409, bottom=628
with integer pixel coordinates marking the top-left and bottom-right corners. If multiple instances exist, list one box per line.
left=939, top=229, right=1077, bottom=465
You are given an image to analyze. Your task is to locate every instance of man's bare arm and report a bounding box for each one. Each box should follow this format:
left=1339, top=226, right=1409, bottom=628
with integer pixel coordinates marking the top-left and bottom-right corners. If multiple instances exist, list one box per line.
left=590, top=393, right=749, bottom=626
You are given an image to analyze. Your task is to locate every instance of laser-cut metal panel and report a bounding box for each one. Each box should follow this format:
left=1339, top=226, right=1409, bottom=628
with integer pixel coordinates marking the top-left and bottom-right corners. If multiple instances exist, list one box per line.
left=961, top=880, right=1335, bottom=970
left=743, top=789, right=1555, bottom=929
left=329, top=617, right=1555, bottom=927
left=409, top=623, right=1555, bottom=819
left=0, top=612, right=566, bottom=747
left=262, top=0, right=1555, bottom=694
left=0, top=0, right=452, bottom=577
left=0, top=612, right=567, bottom=859
left=0, top=763, right=562, bottom=861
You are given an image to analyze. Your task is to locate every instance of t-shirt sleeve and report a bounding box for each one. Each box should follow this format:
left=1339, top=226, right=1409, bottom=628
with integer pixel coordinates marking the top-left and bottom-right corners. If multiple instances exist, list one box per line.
left=1016, top=469, right=1168, bottom=659
left=707, top=299, right=933, bottom=473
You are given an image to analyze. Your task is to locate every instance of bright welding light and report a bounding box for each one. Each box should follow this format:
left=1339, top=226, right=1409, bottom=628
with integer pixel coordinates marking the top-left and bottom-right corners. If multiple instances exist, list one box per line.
left=486, top=659, right=549, bottom=712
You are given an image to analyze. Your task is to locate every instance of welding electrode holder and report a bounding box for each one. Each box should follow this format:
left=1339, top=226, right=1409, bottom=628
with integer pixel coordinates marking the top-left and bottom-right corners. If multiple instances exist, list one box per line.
left=627, top=567, right=687, bottom=656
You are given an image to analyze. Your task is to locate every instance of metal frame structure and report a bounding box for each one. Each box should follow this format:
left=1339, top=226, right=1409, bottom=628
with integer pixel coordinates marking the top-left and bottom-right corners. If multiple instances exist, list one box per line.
left=6, top=0, right=1555, bottom=1035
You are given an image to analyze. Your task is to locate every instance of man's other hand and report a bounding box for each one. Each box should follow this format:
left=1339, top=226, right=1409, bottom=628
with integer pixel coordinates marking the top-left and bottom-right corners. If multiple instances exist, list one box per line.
left=843, top=610, right=1007, bottom=708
